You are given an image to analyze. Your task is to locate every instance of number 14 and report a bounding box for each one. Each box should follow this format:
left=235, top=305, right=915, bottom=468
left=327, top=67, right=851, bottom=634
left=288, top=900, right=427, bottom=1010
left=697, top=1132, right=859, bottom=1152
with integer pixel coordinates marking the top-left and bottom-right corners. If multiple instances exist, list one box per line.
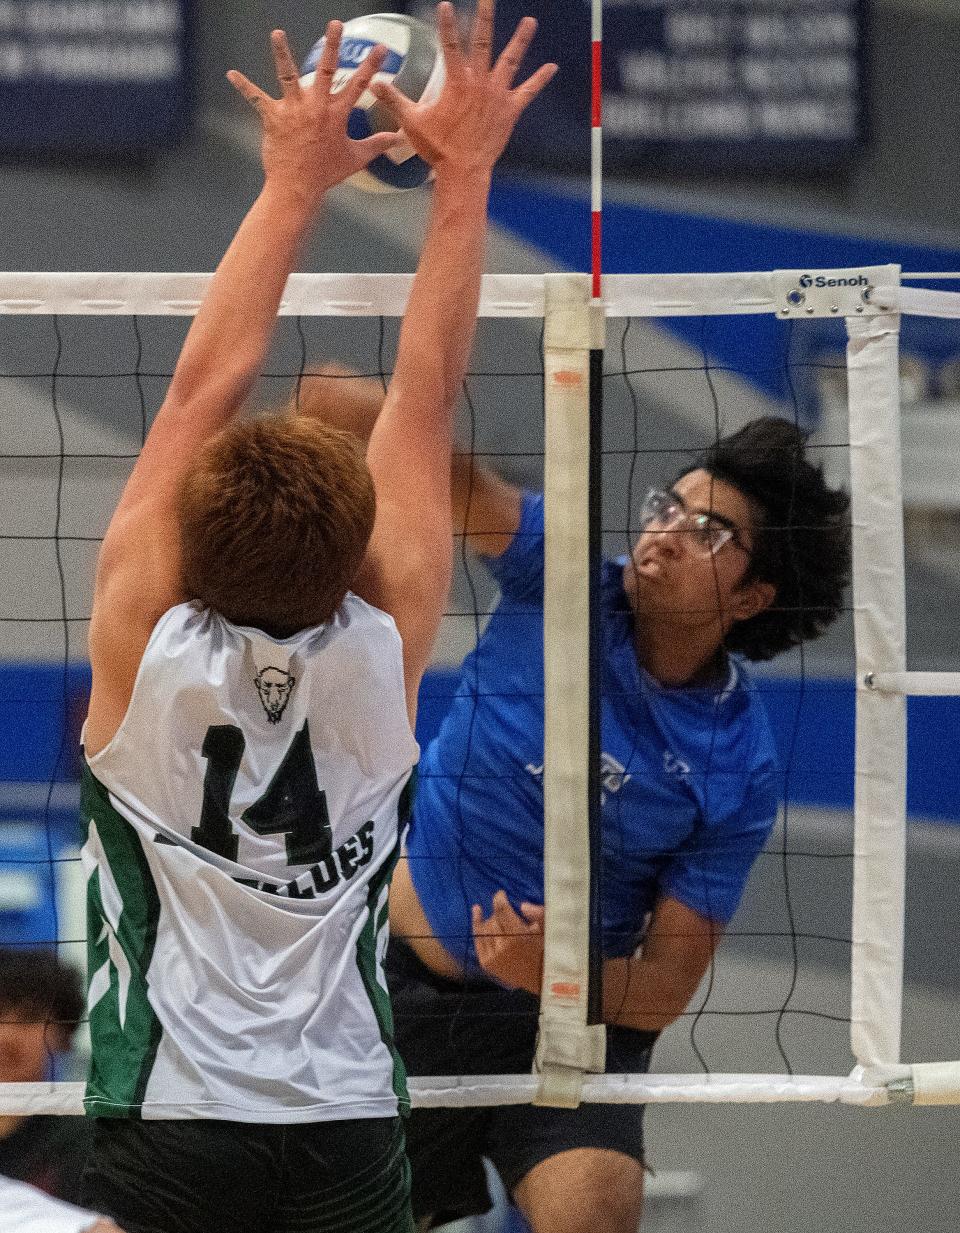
left=191, top=721, right=333, bottom=867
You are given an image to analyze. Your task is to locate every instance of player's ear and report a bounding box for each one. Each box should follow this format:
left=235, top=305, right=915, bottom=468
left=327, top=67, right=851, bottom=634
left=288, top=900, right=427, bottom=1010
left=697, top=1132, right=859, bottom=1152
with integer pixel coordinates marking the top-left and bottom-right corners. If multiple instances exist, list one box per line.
left=731, top=578, right=775, bottom=623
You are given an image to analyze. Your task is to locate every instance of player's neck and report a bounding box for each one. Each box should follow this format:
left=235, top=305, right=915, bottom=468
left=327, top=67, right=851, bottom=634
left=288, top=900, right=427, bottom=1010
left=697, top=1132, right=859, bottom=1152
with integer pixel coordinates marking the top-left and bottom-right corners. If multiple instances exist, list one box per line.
left=634, top=619, right=727, bottom=688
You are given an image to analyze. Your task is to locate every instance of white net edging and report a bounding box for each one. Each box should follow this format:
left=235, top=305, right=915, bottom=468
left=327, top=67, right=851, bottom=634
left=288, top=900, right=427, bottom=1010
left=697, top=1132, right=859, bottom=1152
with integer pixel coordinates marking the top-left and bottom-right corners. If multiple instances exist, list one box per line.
left=2, top=268, right=959, bottom=1112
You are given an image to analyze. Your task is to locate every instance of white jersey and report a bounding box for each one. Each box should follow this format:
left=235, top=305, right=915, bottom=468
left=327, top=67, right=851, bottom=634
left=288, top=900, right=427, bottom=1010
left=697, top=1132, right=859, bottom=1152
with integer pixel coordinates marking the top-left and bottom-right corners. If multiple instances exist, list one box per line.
left=80, top=598, right=418, bottom=1124
left=0, top=1178, right=101, bottom=1233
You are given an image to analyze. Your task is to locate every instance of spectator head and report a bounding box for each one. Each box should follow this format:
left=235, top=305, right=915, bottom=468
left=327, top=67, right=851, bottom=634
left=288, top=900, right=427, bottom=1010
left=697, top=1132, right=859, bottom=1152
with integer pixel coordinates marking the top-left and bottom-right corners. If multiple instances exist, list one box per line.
left=0, top=948, right=84, bottom=1083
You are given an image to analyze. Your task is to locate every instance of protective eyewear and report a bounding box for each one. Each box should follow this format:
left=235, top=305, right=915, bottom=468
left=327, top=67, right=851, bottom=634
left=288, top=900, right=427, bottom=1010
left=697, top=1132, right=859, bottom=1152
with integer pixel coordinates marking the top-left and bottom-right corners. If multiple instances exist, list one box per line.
left=638, top=489, right=746, bottom=559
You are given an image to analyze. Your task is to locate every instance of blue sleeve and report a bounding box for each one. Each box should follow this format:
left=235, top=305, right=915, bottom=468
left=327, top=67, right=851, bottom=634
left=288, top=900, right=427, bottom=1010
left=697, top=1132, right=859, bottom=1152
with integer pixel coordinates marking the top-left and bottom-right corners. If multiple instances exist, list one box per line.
left=481, top=491, right=544, bottom=605
left=659, top=762, right=778, bottom=925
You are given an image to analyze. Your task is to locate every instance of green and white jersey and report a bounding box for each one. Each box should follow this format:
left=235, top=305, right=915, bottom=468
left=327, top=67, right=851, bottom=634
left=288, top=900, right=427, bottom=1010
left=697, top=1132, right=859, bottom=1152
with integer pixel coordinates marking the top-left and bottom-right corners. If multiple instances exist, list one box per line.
left=81, top=598, right=418, bottom=1124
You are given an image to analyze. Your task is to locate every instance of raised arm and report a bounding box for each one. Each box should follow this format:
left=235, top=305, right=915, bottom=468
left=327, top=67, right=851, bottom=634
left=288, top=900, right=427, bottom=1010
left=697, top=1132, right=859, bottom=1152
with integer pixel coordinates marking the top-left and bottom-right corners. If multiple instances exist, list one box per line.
left=351, top=0, right=555, bottom=719
left=294, top=366, right=523, bottom=560
left=85, top=26, right=396, bottom=755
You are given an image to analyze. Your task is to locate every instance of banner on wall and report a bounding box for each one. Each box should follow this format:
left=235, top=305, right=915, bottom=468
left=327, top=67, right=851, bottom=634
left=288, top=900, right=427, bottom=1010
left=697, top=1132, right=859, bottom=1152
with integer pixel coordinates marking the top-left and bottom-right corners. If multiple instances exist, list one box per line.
left=403, top=0, right=866, bottom=172
left=602, top=0, right=867, bottom=168
left=0, top=0, right=192, bottom=153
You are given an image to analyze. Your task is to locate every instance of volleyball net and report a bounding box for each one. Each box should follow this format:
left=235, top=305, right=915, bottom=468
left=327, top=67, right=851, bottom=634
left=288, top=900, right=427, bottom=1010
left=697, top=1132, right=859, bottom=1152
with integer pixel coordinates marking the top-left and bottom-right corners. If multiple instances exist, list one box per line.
left=1, top=266, right=959, bottom=1117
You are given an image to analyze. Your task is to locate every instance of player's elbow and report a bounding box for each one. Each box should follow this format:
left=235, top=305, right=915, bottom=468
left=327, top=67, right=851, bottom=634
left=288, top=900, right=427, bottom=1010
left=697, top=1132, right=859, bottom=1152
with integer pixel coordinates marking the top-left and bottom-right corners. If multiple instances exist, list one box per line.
left=161, top=360, right=255, bottom=435
left=606, top=993, right=688, bottom=1034
left=603, top=947, right=716, bottom=1032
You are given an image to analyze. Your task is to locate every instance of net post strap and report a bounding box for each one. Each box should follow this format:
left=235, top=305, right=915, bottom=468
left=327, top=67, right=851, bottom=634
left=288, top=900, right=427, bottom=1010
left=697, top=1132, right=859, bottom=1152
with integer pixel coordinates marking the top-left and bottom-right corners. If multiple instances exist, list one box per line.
left=864, top=670, right=960, bottom=696
left=860, top=1062, right=960, bottom=1107
left=908, top=1062, right=960, bottom=1105
left=846, top=309, right=907, bottom=1068
left=536, top=273, right=607, bottom=1108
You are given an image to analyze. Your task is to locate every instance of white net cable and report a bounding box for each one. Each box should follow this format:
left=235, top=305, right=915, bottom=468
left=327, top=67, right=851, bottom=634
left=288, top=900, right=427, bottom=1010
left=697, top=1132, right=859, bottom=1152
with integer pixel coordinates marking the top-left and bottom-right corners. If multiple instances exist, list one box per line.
left=1, top=269, right=959, bottom=1117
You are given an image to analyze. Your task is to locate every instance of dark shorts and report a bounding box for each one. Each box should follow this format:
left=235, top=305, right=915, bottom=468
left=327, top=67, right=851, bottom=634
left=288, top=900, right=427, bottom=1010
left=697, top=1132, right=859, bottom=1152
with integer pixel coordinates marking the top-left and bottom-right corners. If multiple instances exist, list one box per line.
left=80, top=1115, right=414, bottom=1233
left=386, top=938, right=658, bottom=1228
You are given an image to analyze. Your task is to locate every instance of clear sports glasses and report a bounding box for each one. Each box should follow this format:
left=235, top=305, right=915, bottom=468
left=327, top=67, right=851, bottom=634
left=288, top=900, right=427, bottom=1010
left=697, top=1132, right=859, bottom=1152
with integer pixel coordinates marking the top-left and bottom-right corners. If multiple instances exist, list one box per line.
left=638, top=489, right=745, bottom=559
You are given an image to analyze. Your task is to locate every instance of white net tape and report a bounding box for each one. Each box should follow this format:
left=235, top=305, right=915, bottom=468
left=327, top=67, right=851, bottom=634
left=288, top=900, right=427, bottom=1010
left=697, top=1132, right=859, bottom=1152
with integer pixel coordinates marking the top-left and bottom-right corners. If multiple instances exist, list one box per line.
left=1, top=268, right=958, bottom=1112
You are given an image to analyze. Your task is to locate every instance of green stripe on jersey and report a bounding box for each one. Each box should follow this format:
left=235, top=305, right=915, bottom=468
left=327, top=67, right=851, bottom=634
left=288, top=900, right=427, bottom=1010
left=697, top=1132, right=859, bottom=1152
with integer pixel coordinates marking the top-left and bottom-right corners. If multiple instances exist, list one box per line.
left=82, top=766, right=164, bottom=1118
left=355, top=779, right=412, bottom=1114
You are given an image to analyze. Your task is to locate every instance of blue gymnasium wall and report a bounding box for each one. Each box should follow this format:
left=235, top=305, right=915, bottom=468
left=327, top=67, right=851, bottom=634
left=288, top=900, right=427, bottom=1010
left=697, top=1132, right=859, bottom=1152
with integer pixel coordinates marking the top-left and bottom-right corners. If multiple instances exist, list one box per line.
left=2, top=662, right=958, bottom=948
left=488, top=179, right=960, bottom=419
left=4, top=661, right=957, bottom=818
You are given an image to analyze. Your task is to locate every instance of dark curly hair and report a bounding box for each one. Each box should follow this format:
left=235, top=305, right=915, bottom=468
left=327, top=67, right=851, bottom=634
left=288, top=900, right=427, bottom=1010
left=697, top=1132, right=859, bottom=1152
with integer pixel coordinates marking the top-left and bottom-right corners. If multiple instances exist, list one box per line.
left=0, top=947, right=84, bottom=1040
left=680, top=417, right=851, bottom=662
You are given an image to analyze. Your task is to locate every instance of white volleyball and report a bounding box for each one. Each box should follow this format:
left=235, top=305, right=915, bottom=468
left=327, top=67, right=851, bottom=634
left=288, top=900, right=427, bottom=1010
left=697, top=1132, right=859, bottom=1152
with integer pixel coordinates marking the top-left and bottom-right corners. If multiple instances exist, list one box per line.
left=301, top=13, right=444, bottom=193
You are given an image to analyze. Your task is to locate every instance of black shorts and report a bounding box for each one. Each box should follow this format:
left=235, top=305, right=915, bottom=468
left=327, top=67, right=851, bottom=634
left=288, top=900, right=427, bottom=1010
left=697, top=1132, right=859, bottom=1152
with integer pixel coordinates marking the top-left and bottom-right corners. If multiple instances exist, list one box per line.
left=386, top=938, right=658, bottom=1228
left=80, top=1115, right=414, bottom=1233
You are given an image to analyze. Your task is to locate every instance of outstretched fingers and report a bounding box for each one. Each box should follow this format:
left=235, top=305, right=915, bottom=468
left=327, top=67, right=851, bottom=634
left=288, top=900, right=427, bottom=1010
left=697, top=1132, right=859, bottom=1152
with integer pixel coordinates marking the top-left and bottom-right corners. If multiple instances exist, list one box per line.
left=226, top=68, right=270, bottom=113
left=469, top=0, right=495, bottom=73
left=270, top=29, right=302, bottom=99
left=310, top=20, right=342, bottom=99
left=492, top=890, right=529, bottom=933
left=471, top=904, right=494, bottom=961
left=338, top=43, right=389, bottom=111
left=369, top=77, right=415, bottom=128
left=511, top=60, right=558, bottom=110
left=436, top=0, right=466, bottom=81
left=492, top=15, right=537, bottom=89
left=355, top=130, right=402, bottom=161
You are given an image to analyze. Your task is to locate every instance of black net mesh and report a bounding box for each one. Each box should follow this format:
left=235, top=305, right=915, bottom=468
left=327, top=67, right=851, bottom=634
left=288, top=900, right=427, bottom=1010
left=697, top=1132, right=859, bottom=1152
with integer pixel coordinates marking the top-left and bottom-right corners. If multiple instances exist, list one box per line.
left=597, top=310, right=855, bottom=1077
left=0, top=298, right=862, bottom=1104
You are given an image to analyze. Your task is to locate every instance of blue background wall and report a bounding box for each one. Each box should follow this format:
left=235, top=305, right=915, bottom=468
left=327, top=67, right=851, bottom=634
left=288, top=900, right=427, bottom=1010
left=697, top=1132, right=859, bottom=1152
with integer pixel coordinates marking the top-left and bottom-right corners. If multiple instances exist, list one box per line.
left=489, top=180, right=960, bottom=426
left=5, top=662, right=953, bottom=815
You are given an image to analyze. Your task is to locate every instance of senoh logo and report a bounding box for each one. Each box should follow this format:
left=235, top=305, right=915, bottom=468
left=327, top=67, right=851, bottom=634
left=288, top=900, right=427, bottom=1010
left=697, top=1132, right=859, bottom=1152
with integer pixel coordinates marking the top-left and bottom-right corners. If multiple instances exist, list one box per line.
left=798, top=274, right=870, bottom=289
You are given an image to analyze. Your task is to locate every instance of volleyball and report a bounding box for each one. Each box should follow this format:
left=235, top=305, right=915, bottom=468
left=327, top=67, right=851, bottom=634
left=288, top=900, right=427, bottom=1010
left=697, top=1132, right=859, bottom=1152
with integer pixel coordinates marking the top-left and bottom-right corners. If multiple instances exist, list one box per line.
left=301, top=13, right=444, bottom=193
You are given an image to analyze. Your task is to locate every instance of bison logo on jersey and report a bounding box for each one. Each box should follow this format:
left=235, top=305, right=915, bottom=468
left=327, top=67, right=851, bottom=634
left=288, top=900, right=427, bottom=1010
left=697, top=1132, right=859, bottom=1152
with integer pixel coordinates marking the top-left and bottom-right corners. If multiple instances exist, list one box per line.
left=255, top=666, right=296, bottom=724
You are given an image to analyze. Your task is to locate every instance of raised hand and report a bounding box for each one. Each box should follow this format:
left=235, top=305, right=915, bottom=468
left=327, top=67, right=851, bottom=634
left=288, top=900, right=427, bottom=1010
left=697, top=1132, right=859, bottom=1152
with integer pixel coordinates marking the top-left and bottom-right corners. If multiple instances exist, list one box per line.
left=472, top=890, right=545, bottom=993
left=227, top=26, right=400, bottom=200
left=370, top=0, right=557, bottom=178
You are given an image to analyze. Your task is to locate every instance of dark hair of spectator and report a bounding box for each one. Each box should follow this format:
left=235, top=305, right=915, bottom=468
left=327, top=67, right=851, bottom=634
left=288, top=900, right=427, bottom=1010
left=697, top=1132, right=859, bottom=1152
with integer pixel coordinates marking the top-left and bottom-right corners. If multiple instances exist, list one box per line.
left=681, top=417, right=852, bottom=662
left=0, top=948, right=84, bottom=1041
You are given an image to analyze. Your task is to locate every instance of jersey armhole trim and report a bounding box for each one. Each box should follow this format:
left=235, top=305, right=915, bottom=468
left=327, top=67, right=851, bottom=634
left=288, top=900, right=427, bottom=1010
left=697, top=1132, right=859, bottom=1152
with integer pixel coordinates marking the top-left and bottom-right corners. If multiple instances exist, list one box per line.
left=84, top=602, right=194, bottom=770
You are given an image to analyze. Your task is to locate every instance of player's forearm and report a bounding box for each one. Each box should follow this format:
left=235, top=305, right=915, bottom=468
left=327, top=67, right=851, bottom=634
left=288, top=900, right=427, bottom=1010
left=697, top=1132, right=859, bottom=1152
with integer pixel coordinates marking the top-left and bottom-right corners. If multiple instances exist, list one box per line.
left=601, top=955, right=701, bottom=1033
left=391, top=167, right=491, bottom=437
left=362, top=167, right=491, bottom=587
left=452, top=454, right=523, bottom=555
left=160, top=183, right=321, bottom=438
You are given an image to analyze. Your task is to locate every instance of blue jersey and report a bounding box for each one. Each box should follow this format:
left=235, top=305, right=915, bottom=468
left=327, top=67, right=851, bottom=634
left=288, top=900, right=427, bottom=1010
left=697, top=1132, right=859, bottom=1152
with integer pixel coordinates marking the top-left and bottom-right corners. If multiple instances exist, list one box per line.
left=408, top=492, right=779, bottom=971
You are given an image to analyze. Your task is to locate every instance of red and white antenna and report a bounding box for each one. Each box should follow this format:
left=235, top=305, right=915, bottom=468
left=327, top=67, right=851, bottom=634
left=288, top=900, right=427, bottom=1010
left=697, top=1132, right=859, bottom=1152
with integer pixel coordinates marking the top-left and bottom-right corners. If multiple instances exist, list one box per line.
left=591, top=0, right=602, bottom=300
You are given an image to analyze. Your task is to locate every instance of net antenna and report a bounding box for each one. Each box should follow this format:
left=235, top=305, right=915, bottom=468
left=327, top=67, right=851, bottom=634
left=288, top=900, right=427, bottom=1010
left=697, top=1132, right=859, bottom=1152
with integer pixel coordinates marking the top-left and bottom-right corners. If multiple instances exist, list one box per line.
left=2, top=268, right=960, bottom=1117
